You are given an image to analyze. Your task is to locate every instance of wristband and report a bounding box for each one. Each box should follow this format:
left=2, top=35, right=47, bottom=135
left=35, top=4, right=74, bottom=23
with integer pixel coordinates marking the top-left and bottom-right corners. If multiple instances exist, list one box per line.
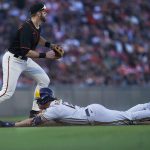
left=39, top=53, right=46, bottom=58
left=45, top=42, right=51, bottom=48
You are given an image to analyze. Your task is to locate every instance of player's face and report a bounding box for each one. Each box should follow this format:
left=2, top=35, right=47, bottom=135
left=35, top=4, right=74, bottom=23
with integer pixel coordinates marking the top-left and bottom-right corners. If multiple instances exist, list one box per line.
left=40, top=10, right=47, bottom=22
left=38, top=104, right=45, bottom=110
left=38, top=102, right=50, bottom=110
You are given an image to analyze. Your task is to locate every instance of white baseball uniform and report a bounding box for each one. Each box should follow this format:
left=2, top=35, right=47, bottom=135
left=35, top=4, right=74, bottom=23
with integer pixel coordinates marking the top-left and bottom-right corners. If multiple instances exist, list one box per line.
left=0, top=51, right=50, bottom=111
left=42, top=100, right=150, bottom=125
left=0, top=20, right=50, bottom=111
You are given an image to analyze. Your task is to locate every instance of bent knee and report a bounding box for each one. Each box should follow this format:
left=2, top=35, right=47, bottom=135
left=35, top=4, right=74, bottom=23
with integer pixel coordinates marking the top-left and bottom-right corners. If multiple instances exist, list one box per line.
left=0, top=90, right=14, bottom=100
left=43, top=75, right=50, bottom=85
left=39, top=75, right=50, bottom=87
left=4, top=93, right=13, bottom=99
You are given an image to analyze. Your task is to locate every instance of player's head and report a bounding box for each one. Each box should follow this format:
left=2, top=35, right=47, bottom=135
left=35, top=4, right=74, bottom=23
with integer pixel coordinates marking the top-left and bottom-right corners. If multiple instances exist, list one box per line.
left=29, top=2, right=48, bottom=22
left=35, top=88, right=56, bottom=108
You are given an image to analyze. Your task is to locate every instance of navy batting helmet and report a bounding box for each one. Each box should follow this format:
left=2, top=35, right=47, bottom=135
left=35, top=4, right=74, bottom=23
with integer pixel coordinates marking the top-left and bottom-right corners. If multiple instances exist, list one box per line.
left=35, top=88, right=56, bottom=105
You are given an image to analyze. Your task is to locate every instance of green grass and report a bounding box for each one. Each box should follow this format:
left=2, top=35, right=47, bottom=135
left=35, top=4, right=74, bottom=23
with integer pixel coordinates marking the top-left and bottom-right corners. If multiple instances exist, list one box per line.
left=0, top=120, right=150, bottom=150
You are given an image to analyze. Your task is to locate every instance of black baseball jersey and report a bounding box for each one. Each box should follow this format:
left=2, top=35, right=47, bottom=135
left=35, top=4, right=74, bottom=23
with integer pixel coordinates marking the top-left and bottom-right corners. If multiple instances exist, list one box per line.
left=8, top=20, right=41, bottom=57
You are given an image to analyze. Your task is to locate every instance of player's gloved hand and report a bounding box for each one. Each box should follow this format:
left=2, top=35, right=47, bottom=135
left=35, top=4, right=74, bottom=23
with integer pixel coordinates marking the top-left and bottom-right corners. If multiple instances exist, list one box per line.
left=0, top=121, right=15, bottom=127
left=50, top=44, right=64, bottom=59
left=31, top=116, right=42, bottom=126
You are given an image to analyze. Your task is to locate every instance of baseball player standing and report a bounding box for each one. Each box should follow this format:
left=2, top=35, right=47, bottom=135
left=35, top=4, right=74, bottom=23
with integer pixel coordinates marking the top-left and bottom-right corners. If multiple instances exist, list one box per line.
left=0, top=2, right=64, bottom=117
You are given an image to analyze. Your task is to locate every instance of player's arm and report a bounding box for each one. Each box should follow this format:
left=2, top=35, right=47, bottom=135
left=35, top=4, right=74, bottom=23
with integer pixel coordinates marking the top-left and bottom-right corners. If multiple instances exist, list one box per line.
left=22, top=32, right=55, bottom=59
left=30, top=36, right=53, bottom=58
left=25, top=36, right=60, bottom=59
left=15, top=118, right=34, bottom=127
left=38, top=36, right=64, bottom=59
left=0, top=115, right=61, bottom=127
left=25, top=50, right=55, bottom=59
left=38, top=36, right=47, bottom=47
left=20, top=25, right=55, bottom=59
left=15, top=115, right=47, bottom=127
left=0, top=115, right=50, bottom=127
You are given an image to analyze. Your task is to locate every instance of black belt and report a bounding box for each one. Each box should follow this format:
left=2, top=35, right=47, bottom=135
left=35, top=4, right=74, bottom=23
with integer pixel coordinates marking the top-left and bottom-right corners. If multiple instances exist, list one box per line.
left=13, top=54, right=27, bottom=61
left=85, top=108, right=90, bottom=116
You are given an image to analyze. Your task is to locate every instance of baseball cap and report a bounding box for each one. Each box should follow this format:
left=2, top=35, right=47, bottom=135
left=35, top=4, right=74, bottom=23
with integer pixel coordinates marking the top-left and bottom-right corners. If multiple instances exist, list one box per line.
left=29, top=2, right=48, bottom=15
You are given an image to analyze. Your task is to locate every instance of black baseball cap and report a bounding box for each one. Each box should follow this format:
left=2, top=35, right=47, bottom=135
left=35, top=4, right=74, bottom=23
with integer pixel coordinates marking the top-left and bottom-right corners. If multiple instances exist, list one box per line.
left=29, top=2, right=47, bottom=15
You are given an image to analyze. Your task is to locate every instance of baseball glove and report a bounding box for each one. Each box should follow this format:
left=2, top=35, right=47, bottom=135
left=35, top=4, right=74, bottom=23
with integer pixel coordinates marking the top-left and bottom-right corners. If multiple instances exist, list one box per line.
left=51, top=44, right=64, bottom=59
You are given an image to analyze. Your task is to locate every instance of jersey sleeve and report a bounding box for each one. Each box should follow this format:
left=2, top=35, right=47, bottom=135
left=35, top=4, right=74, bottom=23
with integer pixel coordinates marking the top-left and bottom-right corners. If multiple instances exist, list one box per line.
left=42, top=106, right=60, bottom=120
left=19, top=24, right=32, bottom=56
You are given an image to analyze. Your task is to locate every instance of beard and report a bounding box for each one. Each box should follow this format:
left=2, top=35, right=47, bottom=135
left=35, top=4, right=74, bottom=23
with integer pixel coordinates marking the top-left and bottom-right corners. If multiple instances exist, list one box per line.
left=40, top=15, right=46, bottom=22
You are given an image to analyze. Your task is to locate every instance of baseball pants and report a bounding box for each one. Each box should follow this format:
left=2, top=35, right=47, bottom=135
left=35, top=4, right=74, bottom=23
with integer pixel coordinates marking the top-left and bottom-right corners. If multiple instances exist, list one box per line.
left=0, top=51, right=50, bottom=111
left=86, top=102, right=150, bottom=123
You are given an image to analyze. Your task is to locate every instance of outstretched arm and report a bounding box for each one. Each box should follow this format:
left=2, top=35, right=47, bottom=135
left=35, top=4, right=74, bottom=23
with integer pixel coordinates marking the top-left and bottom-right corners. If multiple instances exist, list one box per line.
left=0, top=114, right=64, bottom=127
left=15, top=118, right=35, bottom=127
left=0, top=115, right=48, bottom=127
left=15, top=115, right=50, bottom=127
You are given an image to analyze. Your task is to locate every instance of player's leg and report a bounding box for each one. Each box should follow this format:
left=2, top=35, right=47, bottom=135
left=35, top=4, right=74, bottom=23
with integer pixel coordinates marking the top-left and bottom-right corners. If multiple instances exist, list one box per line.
left=0, top=52, right=25, bottom=103
left=86, top=104, right=125, bottom=123
left=24, top=58, right=50, bottom=116
left=86, top=104, right=134, bottom=125
left=130, top=109, right=150, bottom=121
left=126, top=102, right=150, bottom=113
